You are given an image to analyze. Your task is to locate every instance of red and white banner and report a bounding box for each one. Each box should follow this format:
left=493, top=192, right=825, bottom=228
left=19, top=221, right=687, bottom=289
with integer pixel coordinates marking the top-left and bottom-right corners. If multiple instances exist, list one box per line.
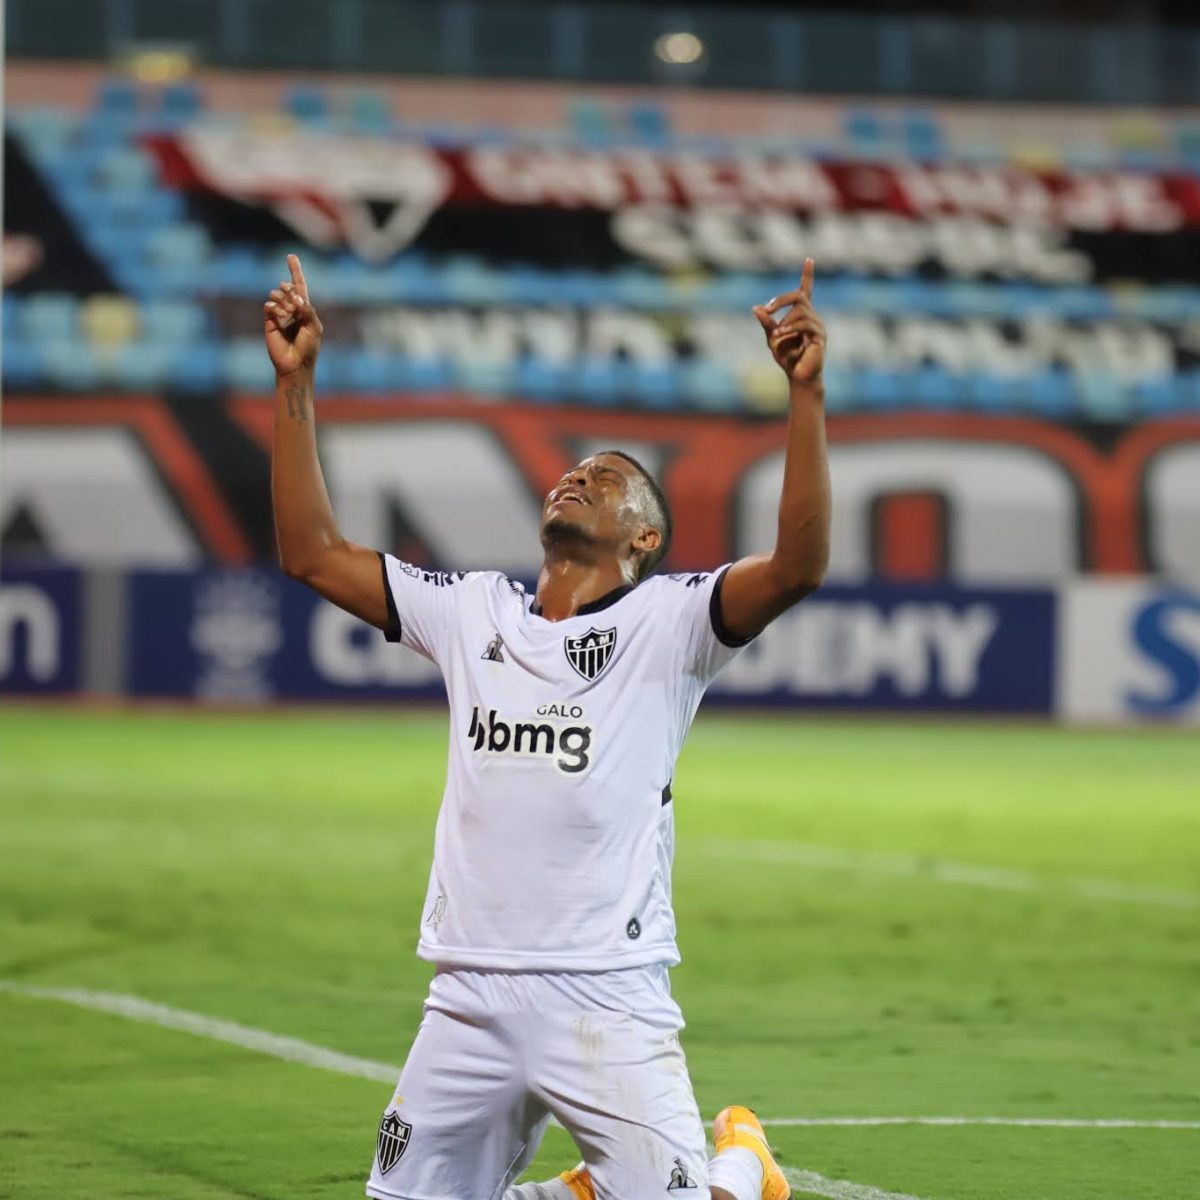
left=5, top=397, right=1198, bottom=581
left=147, top=130, right=1200, bottom=282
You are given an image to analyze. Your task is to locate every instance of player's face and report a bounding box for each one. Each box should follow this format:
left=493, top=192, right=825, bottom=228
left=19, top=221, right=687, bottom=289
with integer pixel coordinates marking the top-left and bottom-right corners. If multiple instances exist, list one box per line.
left=541, top=454, right=645, bottom=549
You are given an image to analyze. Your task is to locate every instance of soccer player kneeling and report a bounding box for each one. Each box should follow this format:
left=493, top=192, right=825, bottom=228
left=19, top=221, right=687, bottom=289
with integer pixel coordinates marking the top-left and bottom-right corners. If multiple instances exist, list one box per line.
left=265, top=254, right=828, bottom=1200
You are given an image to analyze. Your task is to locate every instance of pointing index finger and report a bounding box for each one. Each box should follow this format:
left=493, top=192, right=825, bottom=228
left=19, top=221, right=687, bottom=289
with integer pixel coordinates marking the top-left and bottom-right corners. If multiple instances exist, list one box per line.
left=800, top=256, right=814, bottom=299
left=287, top=253, right=309, bottom=301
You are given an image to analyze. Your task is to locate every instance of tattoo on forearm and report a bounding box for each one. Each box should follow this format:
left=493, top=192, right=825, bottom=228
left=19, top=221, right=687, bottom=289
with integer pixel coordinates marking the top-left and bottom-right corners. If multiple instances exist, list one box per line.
left=285, top=384, right=311, bottom=423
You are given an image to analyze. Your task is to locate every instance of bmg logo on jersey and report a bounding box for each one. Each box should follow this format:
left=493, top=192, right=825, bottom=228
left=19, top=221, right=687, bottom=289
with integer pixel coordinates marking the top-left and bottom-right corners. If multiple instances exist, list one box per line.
left=467, top=705, right=593, bottom=774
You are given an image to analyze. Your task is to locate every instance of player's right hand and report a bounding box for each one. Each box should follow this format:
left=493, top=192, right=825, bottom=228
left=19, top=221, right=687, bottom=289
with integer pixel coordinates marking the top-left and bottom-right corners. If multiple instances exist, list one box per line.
left=264, top=253, right=324, bottom=378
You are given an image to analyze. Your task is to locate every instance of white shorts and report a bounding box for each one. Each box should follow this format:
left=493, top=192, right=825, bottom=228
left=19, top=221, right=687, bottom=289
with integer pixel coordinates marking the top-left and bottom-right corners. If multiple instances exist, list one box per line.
left=364, top=965, right=708, bottom=1200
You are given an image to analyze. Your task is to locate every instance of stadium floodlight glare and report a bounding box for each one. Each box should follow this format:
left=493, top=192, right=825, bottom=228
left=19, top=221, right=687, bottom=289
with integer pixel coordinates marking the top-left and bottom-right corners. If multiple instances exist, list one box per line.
left=654, top=31, right=704, bottom=65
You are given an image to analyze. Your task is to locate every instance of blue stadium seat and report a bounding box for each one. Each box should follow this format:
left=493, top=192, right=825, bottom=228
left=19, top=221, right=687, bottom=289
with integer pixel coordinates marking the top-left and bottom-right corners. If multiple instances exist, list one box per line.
left=2, top=292, right=21, bottom=332
left=82, top=189, right=184, bottom=230
left=453, top=358, right=515, bottom=397
left=627, top=100, right=670, bottom=147
left=2, top=338, right=44, bottom=390
left=224, top=338, right=276, bottom=391
left=306, top=345, right=348, bottom=389
left=1028, top=369, right=1076, bottom=418
left=844, top=108, right=886, bottom=157
left=95, top=79, right=139, bottom=117
left=474, top=127, right=518, bottom=148
left=968, top=372, right=1025, bottom=412
left=81, top=111, right=136, bottom=152
left=1123, top=286, right=1188, bottom=323
left=211, top=247, right=269, bottom=297
left=1134, top=376, right=1185, bottom=416
left=913, top=365, right=961, bottom=409
left=1177, top=125, right=1200, bottom=173
left=161, top=82, right=202, bottom=121
left=680, top=360, right=735, bottom=410
left=616, top=269, right=668, bottom=309
left=11, top=107, right=77, bottom=164
left=443, top=257, right=508, bottom=305
left=421, top=125, right=471, bottom=149
left=55, top=179, right=105, bottom=222
left=1055, top=286, right=1112, bottom=320
left=21, top=294, right=80, bottom=342
left=40, top=339, right=100, bottom=390
left=107, top=343, right=172, bottom=390
left=85, top=224, right=150, bottom=263
left=1179, top=370, right=1200, bottom=411
left=141, top=299, right=209, bottom=344
left=859, top=368, right=906, bottom=409
left=819, top=364, right=855, bottom=414
left=573, top=359, right=620, bottom=406
left=631, top=364, right=680, bottom=409
left=348, top=90, right=393, bottom=134
left=285, top=85, right=329, bottom=123
left=558, top=270, right=602, bottom=307
left=401, top=358, right=452, bottom=391
left=902, top=110, right=943, bottom=162
left=515, top=359, right=569, bottom=404
left=355, top=265, right=407, bottom=305
left=505, top=266, right=563, bottom=307
left=97, top=145, right=157, bottom=192
left=149, top=225, right=216, bottom=288
left=347, top=350, right=404, bottom=393
left=166, top=342, right=225, bottom=394
left=1075, top=372, right=1129, bottom=421
left=111, top=260, right=168, bottom=300
left=568, top=97, right=614, bottom=148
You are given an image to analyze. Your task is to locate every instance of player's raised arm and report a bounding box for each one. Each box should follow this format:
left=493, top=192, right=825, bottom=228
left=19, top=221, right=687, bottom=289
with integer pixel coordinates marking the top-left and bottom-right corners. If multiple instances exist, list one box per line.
left=266, top=254, right=390, bottom=630
left=717, top=256, right=831, bottom=641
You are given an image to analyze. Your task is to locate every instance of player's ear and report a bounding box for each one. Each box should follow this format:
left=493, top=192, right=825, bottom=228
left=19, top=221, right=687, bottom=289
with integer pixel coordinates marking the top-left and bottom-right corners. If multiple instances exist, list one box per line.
left=633, top=525, right=662, bottom=557
left=630, top=525, right=662, bottom=578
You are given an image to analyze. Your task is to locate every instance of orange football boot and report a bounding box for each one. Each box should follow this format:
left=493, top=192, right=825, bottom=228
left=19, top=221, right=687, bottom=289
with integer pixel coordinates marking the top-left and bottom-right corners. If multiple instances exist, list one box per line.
left=557, top=1163, right=595, bottom=1200
left=713, top=1105, right=790, bottom=1200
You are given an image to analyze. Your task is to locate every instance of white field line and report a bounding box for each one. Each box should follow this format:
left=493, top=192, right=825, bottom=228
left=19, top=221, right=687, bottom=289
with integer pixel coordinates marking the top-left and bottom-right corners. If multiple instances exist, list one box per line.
left=4, top=980, right=1197, bottom=1200
left=698, top=839, right=1200, bottom=911
left=0, top=980, right=397, bottom=1083
left=768, top=1116, right=1200, bottom=1130
left=783, top=1168, right=930, bottom=1200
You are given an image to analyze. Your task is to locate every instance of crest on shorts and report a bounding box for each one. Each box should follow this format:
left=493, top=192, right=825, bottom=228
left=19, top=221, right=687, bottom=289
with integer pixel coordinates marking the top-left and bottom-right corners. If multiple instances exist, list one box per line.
left=564, top=627, right=617, bottom=681
left=667, top=1157, right=698, bottom=1190
left=376, top=1110, right=412, bottom=1175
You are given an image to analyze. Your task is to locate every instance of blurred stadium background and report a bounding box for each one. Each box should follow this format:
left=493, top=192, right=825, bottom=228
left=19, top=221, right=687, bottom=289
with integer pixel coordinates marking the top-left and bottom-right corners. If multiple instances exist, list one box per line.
left=2, top=2, right=1199, bottom=1199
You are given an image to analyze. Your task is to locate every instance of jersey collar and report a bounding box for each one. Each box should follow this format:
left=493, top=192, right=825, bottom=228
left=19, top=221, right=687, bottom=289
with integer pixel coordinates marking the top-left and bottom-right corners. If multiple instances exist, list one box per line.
left=530, top=582, right=635, bottom=619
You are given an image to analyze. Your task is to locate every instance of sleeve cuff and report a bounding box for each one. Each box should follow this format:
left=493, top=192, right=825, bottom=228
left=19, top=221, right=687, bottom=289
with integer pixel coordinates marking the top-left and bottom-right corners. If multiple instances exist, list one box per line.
left=377, top=552, right=403, bottom=643
left=708, top=564, right=755, bottom=648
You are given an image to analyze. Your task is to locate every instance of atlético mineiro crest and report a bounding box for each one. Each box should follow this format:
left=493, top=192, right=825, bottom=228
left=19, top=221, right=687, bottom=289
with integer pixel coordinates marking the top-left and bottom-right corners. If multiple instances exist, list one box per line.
left=564, top=627, right=617, bottom=681
left=376, top=1110, right=412, bottom=1174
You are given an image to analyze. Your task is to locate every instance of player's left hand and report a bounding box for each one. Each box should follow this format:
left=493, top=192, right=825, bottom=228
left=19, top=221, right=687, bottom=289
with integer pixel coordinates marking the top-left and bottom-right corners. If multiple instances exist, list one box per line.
left=264, top=253, right=324, bottom=379
left=753, top=257, right=825, bottom=386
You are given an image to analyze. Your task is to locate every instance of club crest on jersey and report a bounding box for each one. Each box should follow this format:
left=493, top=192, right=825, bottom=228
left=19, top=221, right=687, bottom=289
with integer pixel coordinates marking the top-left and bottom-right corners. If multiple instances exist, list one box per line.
left=376, top=1110, right=412, bottom=1174
left=565, top=627, right=617, bottom=681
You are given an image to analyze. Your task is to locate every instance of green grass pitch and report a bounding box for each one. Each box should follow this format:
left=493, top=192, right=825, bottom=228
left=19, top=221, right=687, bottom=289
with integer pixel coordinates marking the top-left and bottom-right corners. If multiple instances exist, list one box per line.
left=2, top=708, right=1198, bottom=1200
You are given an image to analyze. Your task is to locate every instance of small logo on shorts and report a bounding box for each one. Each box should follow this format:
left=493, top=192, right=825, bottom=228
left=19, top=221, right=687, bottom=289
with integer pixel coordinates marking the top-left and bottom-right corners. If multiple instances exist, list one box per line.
left=425, top=893, right=447, bottom=930
left=667, top=1157, right=697, bottom=1190
left=376, top=1110, right=412, bottom=1174
left=626, top=917, right=641, bottom=940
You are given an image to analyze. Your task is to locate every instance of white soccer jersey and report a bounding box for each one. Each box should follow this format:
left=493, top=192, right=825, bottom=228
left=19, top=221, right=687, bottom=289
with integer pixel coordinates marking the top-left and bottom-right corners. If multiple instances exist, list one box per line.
left=379, top=554, right=750, bottom=972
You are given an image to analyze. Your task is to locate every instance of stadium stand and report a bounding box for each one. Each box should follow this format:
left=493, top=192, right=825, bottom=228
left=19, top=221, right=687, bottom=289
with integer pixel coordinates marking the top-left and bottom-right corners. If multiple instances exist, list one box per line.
left=6, top=59, right=1200, bottom=417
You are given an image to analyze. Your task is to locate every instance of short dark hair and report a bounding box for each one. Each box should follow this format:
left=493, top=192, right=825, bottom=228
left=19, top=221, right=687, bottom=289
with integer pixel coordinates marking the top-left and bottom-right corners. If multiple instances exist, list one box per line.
left=598, top=449, right=673, bottom=581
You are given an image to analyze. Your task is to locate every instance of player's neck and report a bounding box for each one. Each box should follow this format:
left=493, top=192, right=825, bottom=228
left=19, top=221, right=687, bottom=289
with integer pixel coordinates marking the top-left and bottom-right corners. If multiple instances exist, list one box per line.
left=534, top=553, right=634, bottom=622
